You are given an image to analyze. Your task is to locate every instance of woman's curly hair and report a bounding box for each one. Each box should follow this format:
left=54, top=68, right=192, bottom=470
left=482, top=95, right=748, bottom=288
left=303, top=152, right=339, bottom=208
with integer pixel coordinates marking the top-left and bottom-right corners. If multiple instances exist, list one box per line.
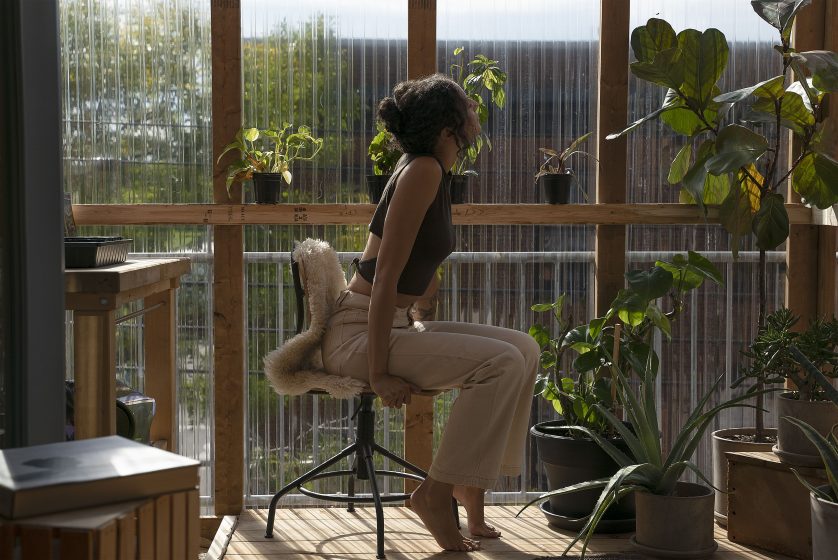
left=377, top=74, right=471, bottom=155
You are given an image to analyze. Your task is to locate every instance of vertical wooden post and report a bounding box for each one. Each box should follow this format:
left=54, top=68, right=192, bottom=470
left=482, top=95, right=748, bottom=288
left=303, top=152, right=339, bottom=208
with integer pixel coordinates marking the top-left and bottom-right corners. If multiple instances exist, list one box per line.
left=786, top=0, right=828, bottom=328
left=818, top=2, right=838, bottom=318
left=595, top=0, right=630, bottom=316
left=211, top=0, right=244, bottom=515
left=404, top=0, right=437, bottom=490
left=73, top=310, right=117, bottom=439
left=144, top=285, right=178, bottom=451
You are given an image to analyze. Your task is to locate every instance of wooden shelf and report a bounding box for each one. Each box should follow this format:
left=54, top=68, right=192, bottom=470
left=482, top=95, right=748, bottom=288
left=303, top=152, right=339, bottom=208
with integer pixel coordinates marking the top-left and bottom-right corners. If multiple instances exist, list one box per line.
left=72, top=203, right=816, bottom=226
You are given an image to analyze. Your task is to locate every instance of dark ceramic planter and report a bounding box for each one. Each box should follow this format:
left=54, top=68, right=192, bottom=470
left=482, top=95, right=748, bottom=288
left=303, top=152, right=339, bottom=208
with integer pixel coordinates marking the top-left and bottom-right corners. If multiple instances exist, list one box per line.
left=252, top=172, right=284, bottom=204
left=366, top=174, right=391, bottom=204
left=531, top=420, right=635, bottom=533
left=450, top=175, right=469, bottom=204
left=538, top=173, right=574, bottom=204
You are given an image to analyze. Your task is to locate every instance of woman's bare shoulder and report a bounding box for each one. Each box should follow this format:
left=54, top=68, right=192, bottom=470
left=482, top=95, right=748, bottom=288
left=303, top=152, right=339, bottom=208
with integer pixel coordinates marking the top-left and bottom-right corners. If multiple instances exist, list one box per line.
left=392, top=156, right=443, bottom=202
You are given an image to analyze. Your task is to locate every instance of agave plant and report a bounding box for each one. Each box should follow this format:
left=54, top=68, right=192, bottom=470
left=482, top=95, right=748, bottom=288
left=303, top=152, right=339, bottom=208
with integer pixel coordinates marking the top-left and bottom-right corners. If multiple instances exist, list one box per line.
left=518, top=351, right=762, bottom=558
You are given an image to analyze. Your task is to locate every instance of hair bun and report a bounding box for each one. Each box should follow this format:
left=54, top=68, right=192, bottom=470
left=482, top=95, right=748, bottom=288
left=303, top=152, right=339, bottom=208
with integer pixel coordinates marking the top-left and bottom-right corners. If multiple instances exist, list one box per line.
left=377, top=97, right=404, bottom=134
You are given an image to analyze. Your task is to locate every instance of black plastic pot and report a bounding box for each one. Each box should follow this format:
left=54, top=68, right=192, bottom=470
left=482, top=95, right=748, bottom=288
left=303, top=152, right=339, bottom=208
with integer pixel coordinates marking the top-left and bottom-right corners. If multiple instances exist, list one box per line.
left=450, top=175, right=469, bottom=204
left=252, top=172, right=284, bottom=204
left=531, top=420, right=635, bottom=532
left=366, top=174, right=391, bottom=204
left=538, top=173, right=574, bottom=204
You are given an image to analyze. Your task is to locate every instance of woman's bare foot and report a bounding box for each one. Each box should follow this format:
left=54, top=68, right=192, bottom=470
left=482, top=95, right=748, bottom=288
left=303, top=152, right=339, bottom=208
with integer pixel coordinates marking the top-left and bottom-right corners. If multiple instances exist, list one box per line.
left=453, top=485, right=502, bottom=538
left=411, top=478, right=481, bottom=552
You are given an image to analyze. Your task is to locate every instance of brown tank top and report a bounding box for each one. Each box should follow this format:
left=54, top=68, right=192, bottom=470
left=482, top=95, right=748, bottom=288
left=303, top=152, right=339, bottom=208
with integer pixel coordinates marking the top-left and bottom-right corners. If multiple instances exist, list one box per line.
left=355, top=153, right=455, bottom=296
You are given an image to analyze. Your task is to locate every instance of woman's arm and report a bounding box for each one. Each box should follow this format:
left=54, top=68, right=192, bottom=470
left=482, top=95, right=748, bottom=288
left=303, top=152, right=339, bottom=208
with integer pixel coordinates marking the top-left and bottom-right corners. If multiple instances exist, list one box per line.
left=367, top=157, right=442, bottom=406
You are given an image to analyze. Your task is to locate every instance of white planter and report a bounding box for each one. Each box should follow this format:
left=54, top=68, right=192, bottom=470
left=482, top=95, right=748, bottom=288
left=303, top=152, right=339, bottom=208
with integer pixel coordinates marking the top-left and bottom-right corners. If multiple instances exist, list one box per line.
left=711, top=427, right=777, bottom=525
left=811, top=486, right=838, bottom=560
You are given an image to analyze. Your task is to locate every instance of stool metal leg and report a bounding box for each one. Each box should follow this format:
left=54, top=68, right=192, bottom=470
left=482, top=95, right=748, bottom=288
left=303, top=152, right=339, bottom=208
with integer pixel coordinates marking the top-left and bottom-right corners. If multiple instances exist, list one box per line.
left=265, top=442, right=358, bottom=538
left=347, top=461, right=356, bottom=513
left=361, top=442, right=386, bottom=559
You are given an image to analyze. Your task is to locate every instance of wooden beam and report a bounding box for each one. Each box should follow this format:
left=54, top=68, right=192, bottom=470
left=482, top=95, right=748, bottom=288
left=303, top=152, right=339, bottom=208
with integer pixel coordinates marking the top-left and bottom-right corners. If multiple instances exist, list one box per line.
left=211, top=0, right=244, bottom=516
left=817, top=226, right=837, bottom=317
left=71, top=203, right=816, bottom=227
left=405, top=0, right=437, bottom=492
left=786, top=0, right=830, bottom=327
left=595, top=0, right=630, bottom=315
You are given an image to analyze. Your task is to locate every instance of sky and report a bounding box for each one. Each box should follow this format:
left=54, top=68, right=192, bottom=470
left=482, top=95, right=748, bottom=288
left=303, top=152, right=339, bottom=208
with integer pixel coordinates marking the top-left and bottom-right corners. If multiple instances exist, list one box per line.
left=241, top=0, right=778, bottom=42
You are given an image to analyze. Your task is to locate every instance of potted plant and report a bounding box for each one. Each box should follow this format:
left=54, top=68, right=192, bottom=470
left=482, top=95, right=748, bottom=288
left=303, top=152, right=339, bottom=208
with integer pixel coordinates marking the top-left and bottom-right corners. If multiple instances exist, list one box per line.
left=786, top=346, right=838, bottom=560
left=533, top=132, right=597, bottom=204
left=604, top=2, right=838, bottom=522
left=521, top=358, right=760, bottom=559
left=217, top=124, right=323, bottom=204
left=448, top=47, right=507, bottom=203
left=528, top=252, right=723, bottom=534
left=366, top=121, right=402, bottom=204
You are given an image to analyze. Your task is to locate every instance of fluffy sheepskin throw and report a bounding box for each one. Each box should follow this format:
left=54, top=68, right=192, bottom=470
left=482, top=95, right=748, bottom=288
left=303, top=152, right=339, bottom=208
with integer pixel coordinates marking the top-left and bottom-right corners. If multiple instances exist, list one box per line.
left=263, top=238, right=368, bottom=399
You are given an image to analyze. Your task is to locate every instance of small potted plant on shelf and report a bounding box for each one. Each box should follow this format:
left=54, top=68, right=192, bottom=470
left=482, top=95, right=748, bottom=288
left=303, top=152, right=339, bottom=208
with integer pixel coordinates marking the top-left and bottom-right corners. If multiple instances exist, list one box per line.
left=527, top=252, right=723, bottom=536
left=786, top=346, right=838, bottom=560
left=217, top=124, right=323, bottom=204
left=366, top=121, right=403, bottom=204
left=533, top=132, right=597, bottom=204
left=448, top=47, right=507, bottom=203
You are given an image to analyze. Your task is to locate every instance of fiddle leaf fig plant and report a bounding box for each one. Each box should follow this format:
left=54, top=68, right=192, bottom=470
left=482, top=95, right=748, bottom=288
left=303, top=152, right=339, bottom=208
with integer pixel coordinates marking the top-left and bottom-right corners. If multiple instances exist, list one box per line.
left=607, top=6, right=838, bottom=258
left=449, top=47, right=508, bottom=175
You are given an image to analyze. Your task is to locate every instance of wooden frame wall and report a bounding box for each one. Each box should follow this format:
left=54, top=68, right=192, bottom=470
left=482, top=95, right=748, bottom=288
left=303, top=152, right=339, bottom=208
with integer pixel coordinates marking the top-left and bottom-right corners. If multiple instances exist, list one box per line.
left=70, top=0, right=838, bottom=522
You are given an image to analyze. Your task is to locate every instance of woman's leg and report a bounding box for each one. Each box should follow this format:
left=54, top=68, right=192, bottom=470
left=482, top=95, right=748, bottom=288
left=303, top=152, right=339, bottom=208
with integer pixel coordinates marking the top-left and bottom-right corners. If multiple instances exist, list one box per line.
left=419, top=321, right=540, bottom=537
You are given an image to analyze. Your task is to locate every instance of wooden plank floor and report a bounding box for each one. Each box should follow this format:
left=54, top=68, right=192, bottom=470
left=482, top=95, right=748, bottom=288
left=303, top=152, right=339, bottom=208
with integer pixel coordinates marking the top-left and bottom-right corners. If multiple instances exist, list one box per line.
left=221, top=506, right=794, bottom=559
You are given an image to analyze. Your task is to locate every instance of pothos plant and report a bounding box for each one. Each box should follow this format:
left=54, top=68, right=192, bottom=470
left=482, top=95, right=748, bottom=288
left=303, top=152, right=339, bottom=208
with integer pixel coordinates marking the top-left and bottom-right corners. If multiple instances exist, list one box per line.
left=528, top=252, right=724, bottom=438
left=448, top=47, right=508, bottom=176
left=367, top=120, right=402, bottom=176
left=217, top=125, right=323, bottom=198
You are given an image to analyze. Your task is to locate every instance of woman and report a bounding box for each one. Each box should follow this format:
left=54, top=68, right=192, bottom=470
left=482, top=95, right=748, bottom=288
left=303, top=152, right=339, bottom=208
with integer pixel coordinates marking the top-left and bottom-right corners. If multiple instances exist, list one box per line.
left=322, top=74, right=539, bottom=552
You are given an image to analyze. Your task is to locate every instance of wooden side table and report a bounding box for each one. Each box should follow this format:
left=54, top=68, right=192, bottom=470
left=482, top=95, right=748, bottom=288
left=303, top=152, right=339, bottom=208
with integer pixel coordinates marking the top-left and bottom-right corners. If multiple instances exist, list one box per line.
left=65, top=258, right=191, bottom=449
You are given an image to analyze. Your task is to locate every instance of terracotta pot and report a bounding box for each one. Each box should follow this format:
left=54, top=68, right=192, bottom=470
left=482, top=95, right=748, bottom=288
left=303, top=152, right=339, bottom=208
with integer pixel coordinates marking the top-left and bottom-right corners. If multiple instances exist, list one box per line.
left=711, top=427, right=777, bottom=525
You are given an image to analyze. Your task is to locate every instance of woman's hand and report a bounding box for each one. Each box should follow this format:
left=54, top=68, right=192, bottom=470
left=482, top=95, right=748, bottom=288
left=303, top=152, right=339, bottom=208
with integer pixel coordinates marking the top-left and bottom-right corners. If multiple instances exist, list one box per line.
left=370, top=374, right=422, bottom=408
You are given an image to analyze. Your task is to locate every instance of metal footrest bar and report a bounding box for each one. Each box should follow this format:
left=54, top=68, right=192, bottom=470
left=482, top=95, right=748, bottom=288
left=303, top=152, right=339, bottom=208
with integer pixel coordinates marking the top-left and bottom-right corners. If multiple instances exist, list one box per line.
left=296, top=469, right=423, bottom=503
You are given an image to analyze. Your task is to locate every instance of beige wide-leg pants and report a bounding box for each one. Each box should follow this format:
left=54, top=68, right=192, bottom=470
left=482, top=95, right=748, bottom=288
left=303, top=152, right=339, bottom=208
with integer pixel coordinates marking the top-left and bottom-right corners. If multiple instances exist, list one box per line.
left=322, top=290, right=540, bottom=489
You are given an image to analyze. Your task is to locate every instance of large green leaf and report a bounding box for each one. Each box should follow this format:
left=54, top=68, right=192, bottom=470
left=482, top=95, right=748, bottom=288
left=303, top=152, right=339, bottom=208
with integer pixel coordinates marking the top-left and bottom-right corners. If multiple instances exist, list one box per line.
left=705, top=124, right=769, bottom=175
left=682, top=140, right=716, bottom=209
left=750, top=0, right=812, bottom=40
left=678, top=28, right=729, bottom=108
left=798, top=50, right=838, bottom=92
left=752, top=192, right=789, bottom=250
left=631, top=18, right=678, bottom=63
left=668, top=144, right=692, bottom=184
left=751, top=91, right=815, bottom=133
left=625, top=266, right=674, bottom=301
left=792, top=152, right=838, bottom=209
left=659, top=88, right=722, bottom=137
left=719, top=184, right=755, bottom=259
left=714, top=75, right=785, bottom=103
left=630, top=47, right=685, bottom=90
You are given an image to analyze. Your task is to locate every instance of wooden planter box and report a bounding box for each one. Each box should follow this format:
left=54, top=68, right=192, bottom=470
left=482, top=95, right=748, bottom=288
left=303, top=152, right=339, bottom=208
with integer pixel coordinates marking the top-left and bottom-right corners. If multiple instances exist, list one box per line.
left=0, top=490, right=199, bottom=560
left=726, top=450, right=827, bottom=559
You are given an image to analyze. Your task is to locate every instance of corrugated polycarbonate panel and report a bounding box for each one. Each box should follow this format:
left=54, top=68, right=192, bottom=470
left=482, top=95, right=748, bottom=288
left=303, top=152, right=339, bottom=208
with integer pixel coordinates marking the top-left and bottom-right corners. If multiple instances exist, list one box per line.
left=59, top=0, right=215, bottom=512
left=240, top=1, right=409, bottom=504
left=436, top=0, right=599, bottom=500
